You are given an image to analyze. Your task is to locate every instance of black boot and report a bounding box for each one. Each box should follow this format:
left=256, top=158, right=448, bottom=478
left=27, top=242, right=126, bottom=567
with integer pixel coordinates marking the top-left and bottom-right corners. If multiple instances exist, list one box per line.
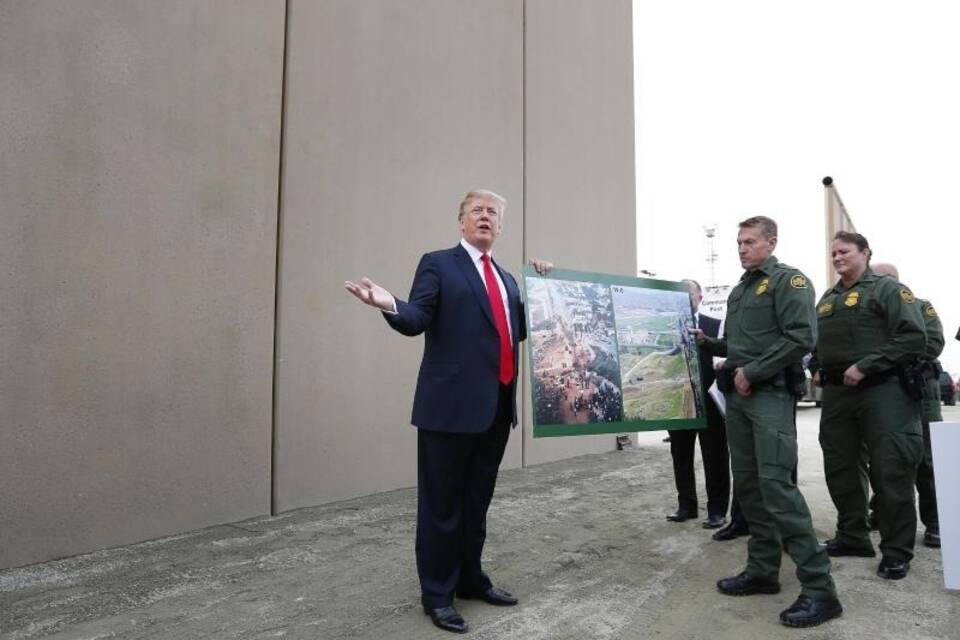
left=717, top=572, right=780, bottom=596
left=779, top=595, right=843, bottom=627
left=923, top=529, right=941, bottom=549
left=821, top=538, right=876, bottom=557
left=877, top=557, right=910, bottom=580
left=712, top=521, right=749, bottom=541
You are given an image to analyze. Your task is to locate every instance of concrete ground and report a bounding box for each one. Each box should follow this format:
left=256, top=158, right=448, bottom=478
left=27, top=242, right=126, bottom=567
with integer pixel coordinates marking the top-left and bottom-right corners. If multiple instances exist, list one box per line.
left=3, top=406, right=959, bottom=640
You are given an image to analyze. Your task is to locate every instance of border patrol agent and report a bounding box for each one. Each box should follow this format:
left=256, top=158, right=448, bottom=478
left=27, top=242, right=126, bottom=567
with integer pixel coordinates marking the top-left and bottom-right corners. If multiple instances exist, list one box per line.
left=694, top=216, right=841, bottom=628
left=813, top=236, right=926, bottom=581
left=871, top=263, right=944, bottom=549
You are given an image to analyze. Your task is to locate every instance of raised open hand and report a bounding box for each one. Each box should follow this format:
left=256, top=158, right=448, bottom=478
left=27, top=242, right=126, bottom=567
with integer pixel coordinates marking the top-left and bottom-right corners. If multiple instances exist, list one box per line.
left=345, top=277, right=395, bottom=312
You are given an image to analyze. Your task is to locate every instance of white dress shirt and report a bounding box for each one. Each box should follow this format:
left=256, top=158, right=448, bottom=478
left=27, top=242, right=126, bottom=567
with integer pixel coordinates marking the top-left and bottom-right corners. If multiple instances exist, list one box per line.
left=459, top=238, right=513, bottom=341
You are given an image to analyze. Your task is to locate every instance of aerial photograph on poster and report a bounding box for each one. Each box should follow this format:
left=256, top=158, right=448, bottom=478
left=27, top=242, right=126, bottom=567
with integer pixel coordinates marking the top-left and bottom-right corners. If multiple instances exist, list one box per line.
left=524, top=267, right=706, bottom=438
left=612, top=285, right=704, bottom=422
left=526, top=278, right=623, bottom=428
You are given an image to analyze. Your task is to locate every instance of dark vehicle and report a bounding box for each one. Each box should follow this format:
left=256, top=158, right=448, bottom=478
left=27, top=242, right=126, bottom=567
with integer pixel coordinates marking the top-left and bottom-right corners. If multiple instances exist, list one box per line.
left=940, top=371, right=957, bottom=406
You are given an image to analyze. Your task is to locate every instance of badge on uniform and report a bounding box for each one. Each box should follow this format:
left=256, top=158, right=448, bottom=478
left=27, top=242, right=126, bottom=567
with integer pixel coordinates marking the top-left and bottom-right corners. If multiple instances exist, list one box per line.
left=817, top=301, right=834, bottom=315
left=900, top=289, right=915, bottom=303
left=790, top=275, right=807, bottom=289
left=756, top=277, right=770, bottom=296
left=844, top=291, right=860, bottom=307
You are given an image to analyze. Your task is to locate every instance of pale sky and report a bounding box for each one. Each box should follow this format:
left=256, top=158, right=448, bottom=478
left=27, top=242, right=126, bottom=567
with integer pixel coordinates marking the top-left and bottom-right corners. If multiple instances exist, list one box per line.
left=633, top=0, right=960, bottom=376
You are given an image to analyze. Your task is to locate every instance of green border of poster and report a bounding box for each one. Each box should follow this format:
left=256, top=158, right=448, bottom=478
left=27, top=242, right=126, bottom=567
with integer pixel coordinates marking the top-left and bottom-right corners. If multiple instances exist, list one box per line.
left=523, top=266, right=707, bottom=438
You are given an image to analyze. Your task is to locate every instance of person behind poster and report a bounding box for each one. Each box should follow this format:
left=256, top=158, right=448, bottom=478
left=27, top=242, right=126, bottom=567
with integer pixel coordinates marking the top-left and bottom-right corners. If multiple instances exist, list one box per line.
left=665, top=279, right=730, bottom=529
left=345, top=189, right=551, bottom=634
left=691, top=216, right=842, bottom=628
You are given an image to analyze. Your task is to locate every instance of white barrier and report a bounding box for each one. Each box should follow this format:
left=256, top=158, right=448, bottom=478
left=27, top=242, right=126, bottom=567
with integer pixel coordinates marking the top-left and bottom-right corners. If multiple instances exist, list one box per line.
left=930, top=421, right=960, bottom=589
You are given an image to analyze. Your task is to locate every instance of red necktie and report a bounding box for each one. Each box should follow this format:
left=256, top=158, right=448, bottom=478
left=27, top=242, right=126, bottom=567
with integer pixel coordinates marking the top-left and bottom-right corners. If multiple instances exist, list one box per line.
left=481, top=254, right=514, bottom=384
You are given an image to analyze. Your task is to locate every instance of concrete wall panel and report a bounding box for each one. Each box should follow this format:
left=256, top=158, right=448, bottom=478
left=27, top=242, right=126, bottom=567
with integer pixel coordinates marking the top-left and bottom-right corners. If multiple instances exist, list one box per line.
left=0, top=1, right=284, bottom=568
left=274, top=0, right=524, bottom=511
left=0, top=0, right=635, bottom=566
left=522, top=0, right=637, bottom=465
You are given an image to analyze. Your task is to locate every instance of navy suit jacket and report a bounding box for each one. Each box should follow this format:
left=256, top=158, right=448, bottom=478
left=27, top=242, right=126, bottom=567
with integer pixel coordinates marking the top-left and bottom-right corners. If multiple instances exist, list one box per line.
left=384, top=244, right=526, bottom=433
left=697, top=313, right=721, bottom=389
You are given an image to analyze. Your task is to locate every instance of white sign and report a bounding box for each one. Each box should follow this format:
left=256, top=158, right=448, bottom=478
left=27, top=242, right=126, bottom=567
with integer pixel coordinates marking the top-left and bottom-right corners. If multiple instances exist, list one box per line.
left=931, top=421, right=960, bottom=590
left=701, top=285, right=732, bottom=321
left=700, top=285, right=731, bottom=375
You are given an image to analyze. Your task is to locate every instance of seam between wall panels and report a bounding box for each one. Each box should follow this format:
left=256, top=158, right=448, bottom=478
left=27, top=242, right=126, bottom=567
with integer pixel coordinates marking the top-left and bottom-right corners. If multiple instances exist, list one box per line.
left=521, top=0, right=527, bottom=469
left=270, top=0, right=292, bottom=515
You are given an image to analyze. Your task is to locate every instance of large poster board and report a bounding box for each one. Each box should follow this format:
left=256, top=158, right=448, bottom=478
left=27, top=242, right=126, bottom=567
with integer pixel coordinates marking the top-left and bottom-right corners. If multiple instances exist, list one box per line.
left=524, top=267, right=707, bottom=438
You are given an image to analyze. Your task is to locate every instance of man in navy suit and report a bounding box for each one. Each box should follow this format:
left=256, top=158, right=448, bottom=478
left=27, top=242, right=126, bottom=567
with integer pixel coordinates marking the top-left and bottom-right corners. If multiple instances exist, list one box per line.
left=665, top=279, right=731, bottom=530
left=346, top=190, right=551, bottom=634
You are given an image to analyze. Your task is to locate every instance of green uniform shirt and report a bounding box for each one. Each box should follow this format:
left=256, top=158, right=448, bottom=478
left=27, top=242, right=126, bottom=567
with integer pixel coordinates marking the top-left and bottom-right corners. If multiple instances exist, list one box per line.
left=814, top=269, right=926, bottom=375
left=704, top=255, right=816, bottom=383
left=919, top=299, right=945, bottom=361
left=919, top=298, right=945, bottom=407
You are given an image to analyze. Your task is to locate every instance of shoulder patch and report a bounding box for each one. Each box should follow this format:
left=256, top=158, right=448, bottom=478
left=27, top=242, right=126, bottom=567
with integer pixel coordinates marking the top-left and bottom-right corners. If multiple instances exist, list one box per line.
left=900, top=288, right=915, bottom=304
left=790, top=275, right=808, bottom=289
left=925, top=304, right=938, bottom=317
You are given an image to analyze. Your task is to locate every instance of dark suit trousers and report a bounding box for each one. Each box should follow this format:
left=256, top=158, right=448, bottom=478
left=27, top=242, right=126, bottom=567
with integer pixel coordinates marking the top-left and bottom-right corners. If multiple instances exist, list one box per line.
left=416, top=384, right=512, bottom=609
left=668, top=398, right=730, bottom=517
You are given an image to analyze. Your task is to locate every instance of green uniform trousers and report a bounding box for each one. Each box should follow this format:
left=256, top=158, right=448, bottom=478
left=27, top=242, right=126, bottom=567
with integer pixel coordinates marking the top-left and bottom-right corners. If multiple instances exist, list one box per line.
left=820, top=380, right=923, bottom=561
left=867, top=378, right=940, bottom=529
left=918, top=378, right=943, bottom=531
left=727, top=386, right=835, bottom=598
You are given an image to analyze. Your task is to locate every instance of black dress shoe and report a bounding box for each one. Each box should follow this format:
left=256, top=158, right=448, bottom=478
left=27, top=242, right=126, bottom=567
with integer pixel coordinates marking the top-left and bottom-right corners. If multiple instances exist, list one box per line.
left=424, top=605, right=468, bottom=633
left=712, top=522, right=749, bottom=541
left=716, top=571, right=781, bottom=596
left=821, top=538, right=876, bottom=558
left=702, top=514, right=726, bottom=529
left=923, top=529, right=941, bottom=548
left=877, top=557, right=910, bottom=580
left=666, top=509, right=697, bottom=522
left=779, top=595, right=843, bottom=627
left=458, top=586, right=518, bottom=606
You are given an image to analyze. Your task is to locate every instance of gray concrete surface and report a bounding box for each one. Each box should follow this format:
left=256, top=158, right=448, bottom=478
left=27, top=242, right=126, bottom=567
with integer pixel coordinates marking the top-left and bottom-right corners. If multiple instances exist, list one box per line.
left=3, top=406, right=958, bottom=639
left=0, top=1, right=284, bottom=569
left=273, top=0, right=636, bottom=513
left=274, top=0, right=525, bottom=513
left=522, top=0, right=637, bottom=467
left=0, top=0, right=637, bottom=569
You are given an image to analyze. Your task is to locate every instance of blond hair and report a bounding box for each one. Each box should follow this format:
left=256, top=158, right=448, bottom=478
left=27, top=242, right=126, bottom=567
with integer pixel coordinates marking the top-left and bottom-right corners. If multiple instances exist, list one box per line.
left=458, top=190, right=507, bottom=220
